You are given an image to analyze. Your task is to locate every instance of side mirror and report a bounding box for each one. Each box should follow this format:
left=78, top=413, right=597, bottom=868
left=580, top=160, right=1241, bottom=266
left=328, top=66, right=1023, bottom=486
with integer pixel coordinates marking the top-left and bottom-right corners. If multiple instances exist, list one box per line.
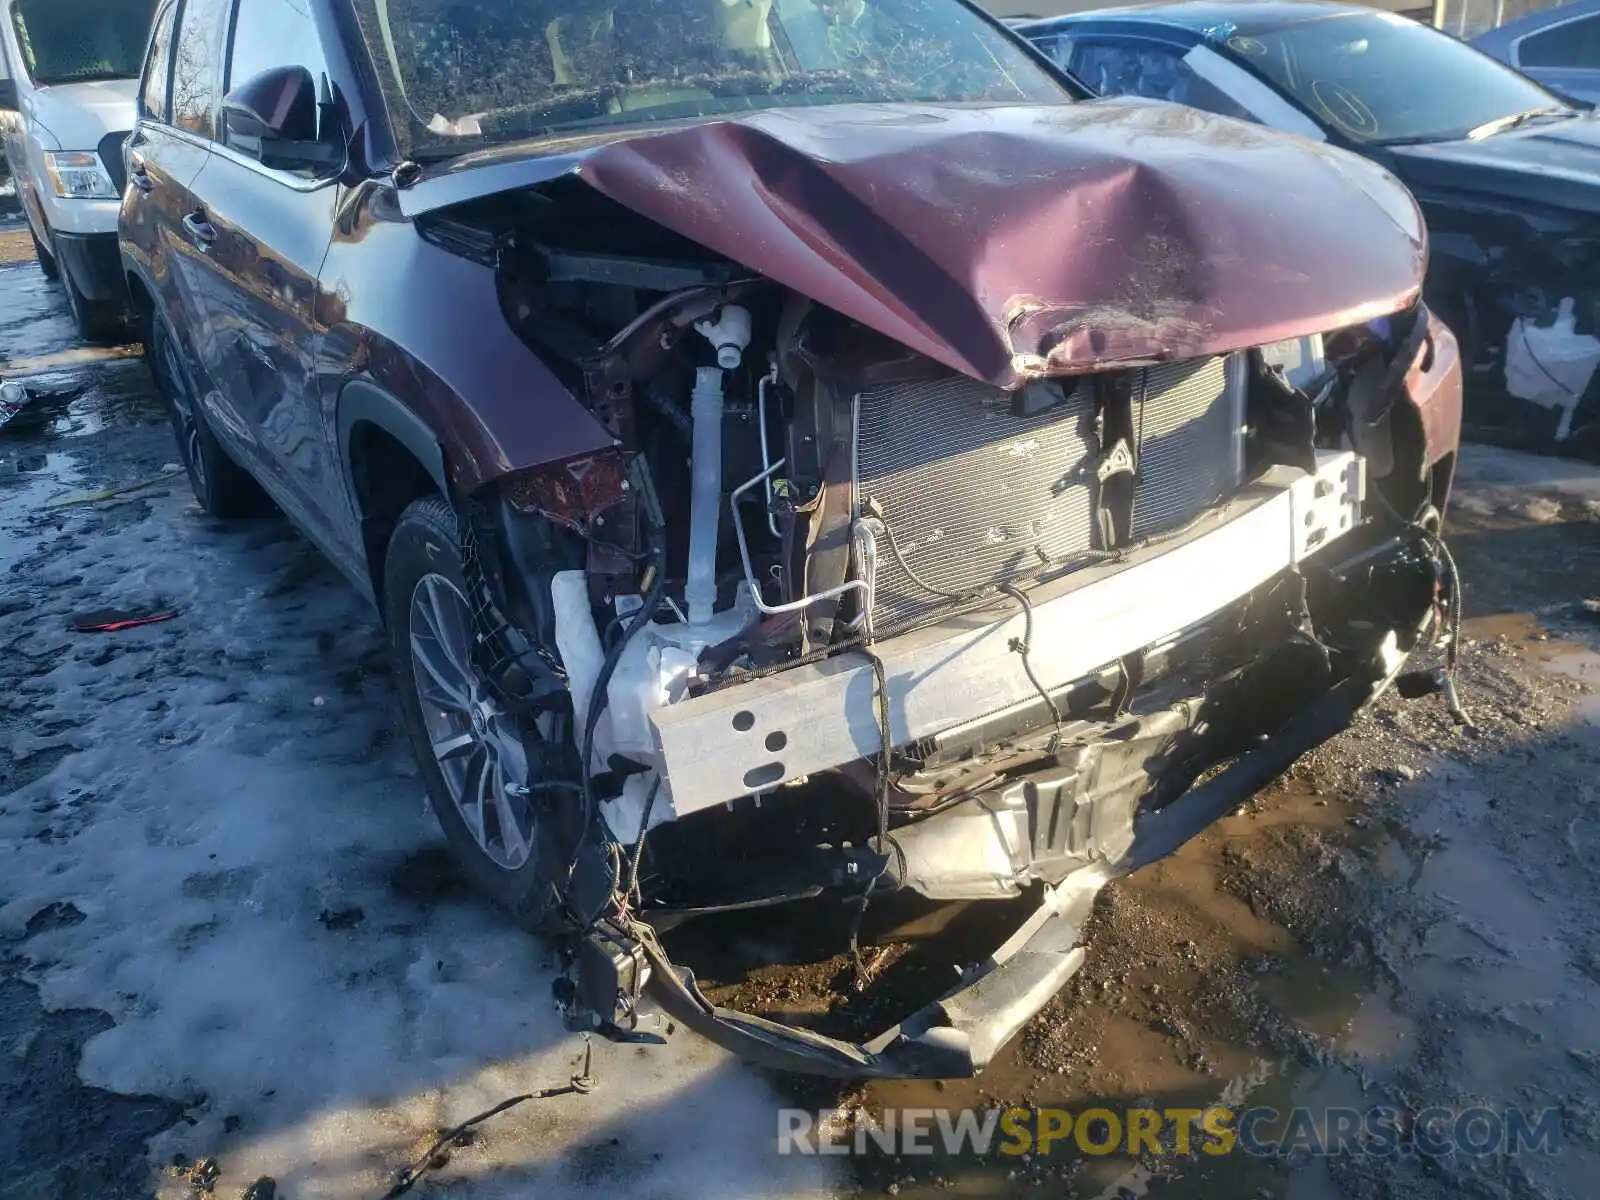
left=0, top=79, right=18, bottom=111
left=221, top=65, right=341, bottom=173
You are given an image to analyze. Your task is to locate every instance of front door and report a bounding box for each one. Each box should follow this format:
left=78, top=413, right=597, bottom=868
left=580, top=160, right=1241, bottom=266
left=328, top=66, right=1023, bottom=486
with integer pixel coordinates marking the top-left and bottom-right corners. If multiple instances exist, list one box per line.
left=183, top=0, right=346, bottom=559
left=122, top=0, right=210, bottom=334
left=144, top=0, right=270, bottom=472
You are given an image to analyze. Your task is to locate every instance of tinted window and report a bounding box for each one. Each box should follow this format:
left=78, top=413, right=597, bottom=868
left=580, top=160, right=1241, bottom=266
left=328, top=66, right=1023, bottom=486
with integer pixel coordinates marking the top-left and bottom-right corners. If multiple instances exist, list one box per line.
left=172, top=0, right=228, bottom=138
left=349, top=0, right=1067, bottom=157
left=1036, top=34, right=1073, bottom=70
left=1520, top=15, right=1600, bottom=68
left=1071, top=39, right=1256, bottom=120
left=226, top=0, right=326, bottom=92
left=1024, top=31, right=1076, bottom=71
left=1224, top=12, right=1564, bottom=144
left=8, top=0, right=158, bottom=85
left=141, top=1, right=180, bottom=122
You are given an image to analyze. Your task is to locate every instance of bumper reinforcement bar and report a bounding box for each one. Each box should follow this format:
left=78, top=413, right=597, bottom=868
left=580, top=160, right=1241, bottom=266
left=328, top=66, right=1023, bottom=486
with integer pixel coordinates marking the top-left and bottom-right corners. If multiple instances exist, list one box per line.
left=639, top=681, right=1361, bottom=1078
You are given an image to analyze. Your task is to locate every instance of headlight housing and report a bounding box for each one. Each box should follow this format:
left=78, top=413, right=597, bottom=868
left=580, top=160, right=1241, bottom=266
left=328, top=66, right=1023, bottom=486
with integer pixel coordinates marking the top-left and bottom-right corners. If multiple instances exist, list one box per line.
left=43, top=151, right=118, bottom=200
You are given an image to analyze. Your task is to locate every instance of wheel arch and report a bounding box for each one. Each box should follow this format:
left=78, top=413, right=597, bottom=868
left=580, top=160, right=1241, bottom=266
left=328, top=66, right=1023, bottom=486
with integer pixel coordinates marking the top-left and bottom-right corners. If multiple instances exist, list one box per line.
left=338, top=379, right=448, bottom=497
left=123, top=263, right=156, bottom=339
left=124, top=267, right=153, bottom=314
left=337, top=379, right=450, bottom=611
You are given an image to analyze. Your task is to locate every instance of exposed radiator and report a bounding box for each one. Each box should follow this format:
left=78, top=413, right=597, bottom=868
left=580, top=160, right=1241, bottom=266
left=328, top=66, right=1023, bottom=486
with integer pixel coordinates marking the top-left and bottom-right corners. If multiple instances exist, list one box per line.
left=1131, top=355, right=1247, bottom=540
left=854, top=376, right=1099, bottom=625
left=853, top=356, right=1245, bottom=625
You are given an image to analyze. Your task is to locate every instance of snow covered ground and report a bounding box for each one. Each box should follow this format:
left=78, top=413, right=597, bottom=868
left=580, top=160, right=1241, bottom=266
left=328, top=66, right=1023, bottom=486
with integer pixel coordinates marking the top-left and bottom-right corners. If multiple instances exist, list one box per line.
left=0, top=251, right=842, bottom=1197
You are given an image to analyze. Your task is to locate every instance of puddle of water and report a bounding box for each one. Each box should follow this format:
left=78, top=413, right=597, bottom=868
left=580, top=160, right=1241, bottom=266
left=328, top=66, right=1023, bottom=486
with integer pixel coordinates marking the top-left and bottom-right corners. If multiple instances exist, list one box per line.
left=1258, top=960, right=1376, bottom=1044
left=37, top=366, right=166, bottom=441
left=1545, top=646, right=1600, bottom=727
left=0, top=360, right=164, bottom=444
left=0, top=447, right=81, bottom=573
left=1463, top=611, right=1543, bottom=643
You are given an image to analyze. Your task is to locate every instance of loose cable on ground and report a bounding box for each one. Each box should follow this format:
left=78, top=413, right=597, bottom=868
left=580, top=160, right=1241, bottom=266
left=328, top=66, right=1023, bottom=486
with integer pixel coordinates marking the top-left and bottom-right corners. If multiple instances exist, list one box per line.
left=380, top=1043, right=596, bottom=1198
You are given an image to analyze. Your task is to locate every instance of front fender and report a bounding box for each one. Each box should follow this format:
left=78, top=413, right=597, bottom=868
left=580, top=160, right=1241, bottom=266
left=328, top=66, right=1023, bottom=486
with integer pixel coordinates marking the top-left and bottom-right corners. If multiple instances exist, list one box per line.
left=319, top=188, right=616, bottom=496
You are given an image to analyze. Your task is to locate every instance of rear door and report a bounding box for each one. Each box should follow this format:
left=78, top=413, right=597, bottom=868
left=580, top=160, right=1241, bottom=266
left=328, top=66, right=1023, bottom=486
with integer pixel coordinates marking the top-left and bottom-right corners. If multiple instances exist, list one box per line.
left=189, top=0, right=345, bottom=555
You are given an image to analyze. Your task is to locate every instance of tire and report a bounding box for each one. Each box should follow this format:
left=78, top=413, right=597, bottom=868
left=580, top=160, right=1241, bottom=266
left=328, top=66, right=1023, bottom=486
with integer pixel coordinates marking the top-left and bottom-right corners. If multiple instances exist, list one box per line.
left=30, top=229, right=58, bottom=280
left=384, top=495, right=575, bottom=934
left=61, top=260, right=124, bottom=344
left=146, top=311, right=270, bottom=518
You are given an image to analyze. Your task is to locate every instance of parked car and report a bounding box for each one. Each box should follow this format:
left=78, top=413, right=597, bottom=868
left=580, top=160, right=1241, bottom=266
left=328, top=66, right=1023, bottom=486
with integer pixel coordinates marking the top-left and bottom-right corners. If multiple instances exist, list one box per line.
left=0, top=0, right=155, bottom=340
left=1022, top=1, right=1600, bottom=456
left=1473, top=0, right=1600, bottom=109
left=121, top=0, right=1460, bottom=1078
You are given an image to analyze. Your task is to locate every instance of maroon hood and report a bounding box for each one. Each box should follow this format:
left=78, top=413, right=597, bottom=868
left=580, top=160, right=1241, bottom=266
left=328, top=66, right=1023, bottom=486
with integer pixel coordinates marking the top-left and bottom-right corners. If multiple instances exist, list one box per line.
left=410, top=99, right=1427, bottom=388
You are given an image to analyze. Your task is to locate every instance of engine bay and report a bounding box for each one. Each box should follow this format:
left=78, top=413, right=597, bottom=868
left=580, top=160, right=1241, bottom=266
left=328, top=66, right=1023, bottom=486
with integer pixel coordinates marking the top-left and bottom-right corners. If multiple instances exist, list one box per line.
left=414, top=182, right=1455, bottom=844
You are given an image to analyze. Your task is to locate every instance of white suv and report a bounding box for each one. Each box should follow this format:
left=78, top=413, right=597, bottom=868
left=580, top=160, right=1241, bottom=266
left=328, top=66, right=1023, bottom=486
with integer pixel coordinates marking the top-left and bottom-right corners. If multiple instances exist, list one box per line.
left=0, top=0, right=154, bottom=341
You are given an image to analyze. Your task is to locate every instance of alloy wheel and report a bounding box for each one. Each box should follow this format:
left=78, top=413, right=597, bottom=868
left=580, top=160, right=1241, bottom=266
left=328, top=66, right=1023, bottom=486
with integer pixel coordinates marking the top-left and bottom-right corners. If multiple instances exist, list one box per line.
left=408, top=573, right=537, bottom=870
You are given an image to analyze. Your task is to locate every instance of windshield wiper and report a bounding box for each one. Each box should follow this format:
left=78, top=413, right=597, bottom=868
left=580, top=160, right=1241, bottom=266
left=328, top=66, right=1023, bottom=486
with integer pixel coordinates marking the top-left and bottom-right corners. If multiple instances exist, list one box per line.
left=1371, top=133, right=1457, bottom=147
left=1466, top=106, right=1575, bottom=140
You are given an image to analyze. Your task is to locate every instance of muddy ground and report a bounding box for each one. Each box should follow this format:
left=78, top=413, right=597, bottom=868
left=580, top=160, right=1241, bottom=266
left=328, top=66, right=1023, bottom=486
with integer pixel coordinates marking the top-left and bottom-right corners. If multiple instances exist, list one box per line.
left=2, top=212, right=1599, bottom=1199
left=699, top=471, right=1600, bottom=1200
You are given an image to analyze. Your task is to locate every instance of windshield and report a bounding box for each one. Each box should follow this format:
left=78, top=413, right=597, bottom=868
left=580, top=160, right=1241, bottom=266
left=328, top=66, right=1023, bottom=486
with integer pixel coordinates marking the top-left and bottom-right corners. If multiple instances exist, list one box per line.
left=1220, top=11, right=1566, bottom=144
left=9, top=0, right=158, bottom=85
left=351, top=0, right=1067, bottom=156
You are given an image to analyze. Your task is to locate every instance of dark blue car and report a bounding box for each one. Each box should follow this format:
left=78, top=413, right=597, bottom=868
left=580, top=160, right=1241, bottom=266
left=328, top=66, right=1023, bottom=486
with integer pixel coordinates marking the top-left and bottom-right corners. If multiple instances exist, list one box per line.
left=1473, top=0, right=1600, bottom=109
left=1020, top=1, right=1600, bottom=456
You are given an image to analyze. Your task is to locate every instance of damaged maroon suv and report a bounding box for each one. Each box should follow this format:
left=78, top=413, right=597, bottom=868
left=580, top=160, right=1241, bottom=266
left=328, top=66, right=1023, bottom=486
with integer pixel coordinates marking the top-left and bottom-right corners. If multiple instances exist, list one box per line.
left=119, top=0, right=1463, bottom=1078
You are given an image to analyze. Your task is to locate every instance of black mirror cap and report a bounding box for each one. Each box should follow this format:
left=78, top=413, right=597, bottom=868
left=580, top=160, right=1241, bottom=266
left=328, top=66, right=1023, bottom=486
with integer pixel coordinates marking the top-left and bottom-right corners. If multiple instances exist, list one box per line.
left=0, top=79, right=18, bottom=111
left=222, top=65, right=341, bottom=172
left=223, top=65, right=317, bottom=141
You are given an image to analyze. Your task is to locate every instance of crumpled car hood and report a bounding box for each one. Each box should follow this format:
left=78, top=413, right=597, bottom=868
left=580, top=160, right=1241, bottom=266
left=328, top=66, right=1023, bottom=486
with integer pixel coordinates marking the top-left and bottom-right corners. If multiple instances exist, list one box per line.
left=407, top=99, right=1427, bottom=388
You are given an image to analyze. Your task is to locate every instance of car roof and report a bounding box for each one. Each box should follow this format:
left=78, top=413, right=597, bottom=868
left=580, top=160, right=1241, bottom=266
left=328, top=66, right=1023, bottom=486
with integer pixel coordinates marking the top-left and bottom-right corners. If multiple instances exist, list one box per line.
left=1472, top=0, right=1600, bottom=53
left=1020, top=0, right=1382, bottom=36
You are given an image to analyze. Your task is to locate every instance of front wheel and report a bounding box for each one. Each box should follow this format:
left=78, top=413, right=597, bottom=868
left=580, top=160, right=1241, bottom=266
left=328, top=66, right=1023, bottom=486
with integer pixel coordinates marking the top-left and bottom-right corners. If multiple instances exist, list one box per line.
left=30, top=229, right=58, bottom=280
left=61, top=261, right=123, bottom=344
left=384, top=495, right=575, bottom=933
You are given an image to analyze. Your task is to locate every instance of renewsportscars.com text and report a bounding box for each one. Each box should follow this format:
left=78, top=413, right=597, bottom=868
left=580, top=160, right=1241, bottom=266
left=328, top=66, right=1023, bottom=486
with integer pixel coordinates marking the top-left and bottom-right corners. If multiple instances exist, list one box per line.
left=778, top=1105, right=1561, bottom=1159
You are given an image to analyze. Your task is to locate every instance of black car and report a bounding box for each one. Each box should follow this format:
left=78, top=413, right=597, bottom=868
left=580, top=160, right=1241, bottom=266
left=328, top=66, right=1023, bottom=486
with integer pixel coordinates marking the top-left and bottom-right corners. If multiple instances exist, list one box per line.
left=1022, top=1, right=1600, bottom=456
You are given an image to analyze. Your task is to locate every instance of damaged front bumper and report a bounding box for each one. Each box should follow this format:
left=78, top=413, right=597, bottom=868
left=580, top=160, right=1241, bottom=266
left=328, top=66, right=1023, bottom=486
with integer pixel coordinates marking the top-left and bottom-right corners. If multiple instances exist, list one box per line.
left=641, top=680, right=1362, bottom=1079
left=574, top=451, right=1443, bottom=1079
left=650, top=452, right=1365, bottom=814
